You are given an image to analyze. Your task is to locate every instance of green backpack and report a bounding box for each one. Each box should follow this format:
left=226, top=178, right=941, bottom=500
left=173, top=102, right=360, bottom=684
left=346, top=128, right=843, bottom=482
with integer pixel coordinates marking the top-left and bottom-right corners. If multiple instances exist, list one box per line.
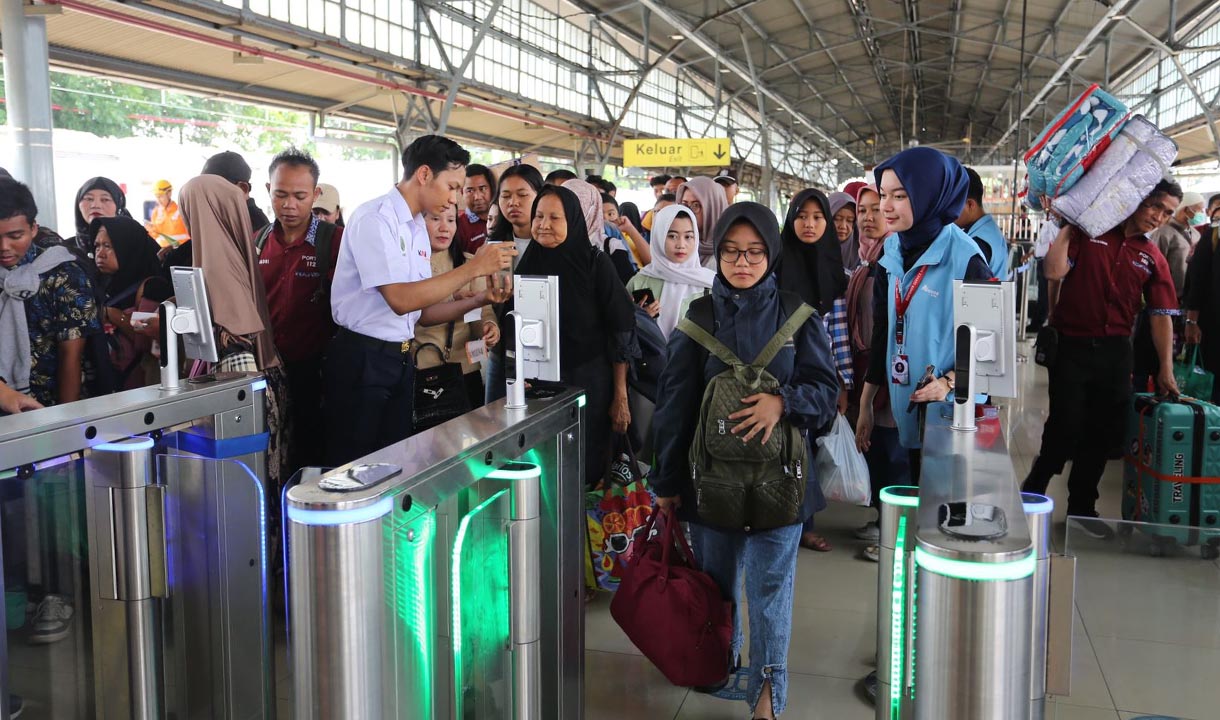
left=675, top=294, right=814, bottom=532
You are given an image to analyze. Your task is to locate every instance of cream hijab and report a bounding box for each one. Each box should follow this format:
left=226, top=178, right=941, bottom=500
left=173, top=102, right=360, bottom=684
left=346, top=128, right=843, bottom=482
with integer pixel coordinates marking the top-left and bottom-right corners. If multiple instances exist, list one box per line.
left=675, top=176, right=729, bottom=265
left=638, top=205, right=714, bottom=337
left=179, top=174, right=280, bottom=370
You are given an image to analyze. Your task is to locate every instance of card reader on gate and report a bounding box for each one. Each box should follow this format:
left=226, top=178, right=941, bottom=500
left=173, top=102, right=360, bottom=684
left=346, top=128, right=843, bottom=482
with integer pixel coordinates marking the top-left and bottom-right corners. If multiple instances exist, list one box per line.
left=937, top=502, right=1009, bottom=541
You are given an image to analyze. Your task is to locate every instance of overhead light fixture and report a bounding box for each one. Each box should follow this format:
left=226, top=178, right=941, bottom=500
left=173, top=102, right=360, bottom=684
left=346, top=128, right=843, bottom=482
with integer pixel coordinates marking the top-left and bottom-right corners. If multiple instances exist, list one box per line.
left=1112, top=13, right=1127, bottom=20
left=962, top=137, right=972, bottom=144
left=719, top=67, right=731, bottom=73
left=1073, top=54, right=1089, bottom=60
left=669, top=33, right=684, bottom=40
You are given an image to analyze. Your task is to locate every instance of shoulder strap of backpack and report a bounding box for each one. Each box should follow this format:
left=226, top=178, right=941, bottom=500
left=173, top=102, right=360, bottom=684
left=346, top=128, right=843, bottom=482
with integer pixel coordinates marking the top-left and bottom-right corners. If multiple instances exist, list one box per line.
left=675, top=297, right=743, bottom=369
left=752, top=300, right=814, bottom=367
left=253, top=223, right=275, bottom=255
left=310, top=222, right=337, bottom=303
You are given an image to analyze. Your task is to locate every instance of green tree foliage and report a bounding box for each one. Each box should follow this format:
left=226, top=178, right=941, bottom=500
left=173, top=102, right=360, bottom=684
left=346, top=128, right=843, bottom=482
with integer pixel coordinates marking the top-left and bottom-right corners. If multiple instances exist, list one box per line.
left=0, top=71, right=393, bottom=160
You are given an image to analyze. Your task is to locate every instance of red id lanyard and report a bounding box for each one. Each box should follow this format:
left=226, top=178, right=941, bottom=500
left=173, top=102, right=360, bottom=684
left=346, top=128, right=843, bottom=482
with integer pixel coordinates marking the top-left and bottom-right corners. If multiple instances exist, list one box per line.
left=893, top=266, right=929, bottom=350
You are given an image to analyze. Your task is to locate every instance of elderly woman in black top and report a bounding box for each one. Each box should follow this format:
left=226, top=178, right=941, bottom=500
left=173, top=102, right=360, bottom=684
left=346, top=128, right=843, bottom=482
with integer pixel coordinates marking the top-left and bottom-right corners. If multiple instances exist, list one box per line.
left=509, top=184, right=636, bottom=485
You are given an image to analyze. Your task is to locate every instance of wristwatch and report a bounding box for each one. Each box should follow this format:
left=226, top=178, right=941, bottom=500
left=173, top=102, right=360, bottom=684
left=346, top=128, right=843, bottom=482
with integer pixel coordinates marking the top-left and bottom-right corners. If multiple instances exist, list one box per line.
left=1186, top=319, right=1199, bottom=326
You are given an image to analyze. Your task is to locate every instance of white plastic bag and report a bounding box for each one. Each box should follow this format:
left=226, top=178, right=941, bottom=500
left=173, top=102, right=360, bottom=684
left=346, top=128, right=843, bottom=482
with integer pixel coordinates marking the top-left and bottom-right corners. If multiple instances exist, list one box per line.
left=814, top=414, right=871, bottom=506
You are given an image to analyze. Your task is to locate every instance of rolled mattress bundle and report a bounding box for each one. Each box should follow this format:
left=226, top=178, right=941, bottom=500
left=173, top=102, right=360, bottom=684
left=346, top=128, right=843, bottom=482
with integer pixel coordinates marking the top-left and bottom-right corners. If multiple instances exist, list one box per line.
left=1051, top=115, right=1178, bottom=238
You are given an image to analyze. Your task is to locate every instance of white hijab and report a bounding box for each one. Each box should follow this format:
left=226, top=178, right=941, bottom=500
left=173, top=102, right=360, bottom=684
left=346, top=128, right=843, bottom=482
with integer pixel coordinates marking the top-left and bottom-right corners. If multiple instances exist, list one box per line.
left=639, top=205, right=715, bottom=337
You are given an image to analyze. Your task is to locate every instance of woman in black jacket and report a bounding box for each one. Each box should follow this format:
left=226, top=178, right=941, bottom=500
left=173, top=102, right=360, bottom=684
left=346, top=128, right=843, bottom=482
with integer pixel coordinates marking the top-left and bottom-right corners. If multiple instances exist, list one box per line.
left=651, top=203, right=839, bottom=719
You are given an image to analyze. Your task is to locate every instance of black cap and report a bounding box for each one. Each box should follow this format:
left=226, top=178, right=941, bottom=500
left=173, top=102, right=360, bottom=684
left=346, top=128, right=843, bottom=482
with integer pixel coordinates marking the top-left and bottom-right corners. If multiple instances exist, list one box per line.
left=713, top=169, right=737, bottom=186
left=201, top=151, right=253, bottom=184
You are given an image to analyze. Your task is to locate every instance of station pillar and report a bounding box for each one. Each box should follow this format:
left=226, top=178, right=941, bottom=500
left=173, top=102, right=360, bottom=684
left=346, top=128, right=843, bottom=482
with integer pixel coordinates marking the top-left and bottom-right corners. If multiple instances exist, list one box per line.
left=2, top=0, right=58, bottom=223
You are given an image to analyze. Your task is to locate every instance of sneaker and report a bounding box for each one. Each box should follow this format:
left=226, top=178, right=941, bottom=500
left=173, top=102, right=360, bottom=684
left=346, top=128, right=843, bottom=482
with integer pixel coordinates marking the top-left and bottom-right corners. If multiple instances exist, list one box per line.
left=854, top=521, right=880, bottom=541
left=29, top=595, right=73, bottom=644
left=10, top=694, right=23, bottom=718
left=862, top=544, right=880, bottom=563
left=1074, top=517, right=1115, bottom=541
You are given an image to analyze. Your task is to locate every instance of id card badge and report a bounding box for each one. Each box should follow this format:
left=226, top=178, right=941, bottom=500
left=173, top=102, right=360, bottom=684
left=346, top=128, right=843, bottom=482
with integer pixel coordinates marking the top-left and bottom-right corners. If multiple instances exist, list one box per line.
left=891, top=354, right=910, bottom=385
left=466, top=339, right=487, bottom=365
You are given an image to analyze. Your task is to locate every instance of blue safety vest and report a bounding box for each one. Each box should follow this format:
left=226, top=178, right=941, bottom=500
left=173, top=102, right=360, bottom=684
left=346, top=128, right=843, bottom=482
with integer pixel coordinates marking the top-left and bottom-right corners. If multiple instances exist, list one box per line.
left=967, top=213, right=1009, bottom=280
left=878, top=225, right=984, bottom=449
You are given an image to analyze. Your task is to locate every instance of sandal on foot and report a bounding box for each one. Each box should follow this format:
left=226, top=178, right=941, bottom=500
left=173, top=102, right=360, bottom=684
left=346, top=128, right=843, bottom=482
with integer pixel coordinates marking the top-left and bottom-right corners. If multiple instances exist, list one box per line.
left=800, top=532, right=832, bottom=552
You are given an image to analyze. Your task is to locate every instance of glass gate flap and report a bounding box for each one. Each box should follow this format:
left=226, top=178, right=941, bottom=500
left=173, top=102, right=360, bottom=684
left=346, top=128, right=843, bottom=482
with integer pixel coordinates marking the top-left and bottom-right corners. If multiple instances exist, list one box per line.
left=383, top=502, right=436, bottom=719
left=157, top=454, right=272, bottom=720
left=452, top=489, right=511, bottom=720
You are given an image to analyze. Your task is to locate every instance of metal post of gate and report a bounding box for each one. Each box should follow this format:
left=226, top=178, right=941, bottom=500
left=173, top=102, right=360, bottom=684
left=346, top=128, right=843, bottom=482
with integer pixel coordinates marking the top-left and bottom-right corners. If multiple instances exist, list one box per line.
left=495, top=461, right=542, bottom=719
left=85, top=437, right=167, bottom=720
left=1023, top=492, right=1054, bottom=720
left=876, top=486, right=919, bottom=720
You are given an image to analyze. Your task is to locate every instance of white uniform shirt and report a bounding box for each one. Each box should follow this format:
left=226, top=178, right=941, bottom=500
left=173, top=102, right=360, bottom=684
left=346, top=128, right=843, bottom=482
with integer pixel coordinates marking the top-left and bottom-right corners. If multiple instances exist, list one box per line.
left=1034, top=219, right=1057, bottom=259
left=331, top=187, right=432, bottom=342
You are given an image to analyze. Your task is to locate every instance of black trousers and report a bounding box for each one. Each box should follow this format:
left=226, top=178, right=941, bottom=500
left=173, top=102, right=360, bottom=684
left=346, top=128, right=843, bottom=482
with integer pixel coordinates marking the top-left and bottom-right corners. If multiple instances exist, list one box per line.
left=1022, top=336, right=1132, bottom=516
left=323, top=330, right=416, bottom=468
left=284, top=354, right=326, bottom=476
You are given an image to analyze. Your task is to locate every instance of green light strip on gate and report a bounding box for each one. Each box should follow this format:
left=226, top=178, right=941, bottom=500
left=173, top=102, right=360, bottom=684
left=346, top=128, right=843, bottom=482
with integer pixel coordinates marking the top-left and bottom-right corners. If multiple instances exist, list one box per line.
left=577, top=394, right=587, bottom=408
left=880, top=486, right=920, bottom=508
left=451, top=489, right=509, bottom=720
left=485, top=463, right=542, bottom=481
left=914, top=547, right=1036, bottom=581
left=890, top=515, right=908, bottom=718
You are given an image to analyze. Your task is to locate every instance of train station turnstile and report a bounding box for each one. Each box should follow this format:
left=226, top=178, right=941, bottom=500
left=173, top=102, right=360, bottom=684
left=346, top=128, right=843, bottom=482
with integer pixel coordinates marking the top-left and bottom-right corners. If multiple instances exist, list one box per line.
left=0, top=374, right=275, bottom=720
left=285, top=387, right=586, bottom=720
left=876, top=404, right=1061, bottom=720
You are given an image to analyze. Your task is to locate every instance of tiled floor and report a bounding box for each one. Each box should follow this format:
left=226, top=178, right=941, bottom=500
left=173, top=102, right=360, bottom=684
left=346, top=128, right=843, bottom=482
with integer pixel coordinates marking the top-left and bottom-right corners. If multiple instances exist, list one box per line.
left=582, top=340, right=1220, bottom=720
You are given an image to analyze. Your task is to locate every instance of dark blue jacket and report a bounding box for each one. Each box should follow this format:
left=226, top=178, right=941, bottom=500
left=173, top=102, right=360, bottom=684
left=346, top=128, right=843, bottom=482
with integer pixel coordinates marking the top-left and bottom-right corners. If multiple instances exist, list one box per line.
left=650, top=275, right=841, bottom=520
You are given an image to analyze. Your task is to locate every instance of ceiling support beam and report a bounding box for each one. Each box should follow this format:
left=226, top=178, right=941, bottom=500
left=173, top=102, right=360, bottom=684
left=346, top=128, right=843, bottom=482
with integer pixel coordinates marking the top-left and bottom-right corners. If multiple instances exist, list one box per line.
left=437, top=0, right=506, bottom=132
left=1121, top=16, right=1220, bottom=163
left=633, top=0, right=861, bottom=167
left=987, top=0, right=1135, bottom=158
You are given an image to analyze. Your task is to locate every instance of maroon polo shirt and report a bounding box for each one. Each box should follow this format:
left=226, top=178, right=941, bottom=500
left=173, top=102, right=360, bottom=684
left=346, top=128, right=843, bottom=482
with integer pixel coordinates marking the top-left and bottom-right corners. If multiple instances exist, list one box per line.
left=258, top=221, right=343, bottom=363
left=457, top=211, right=488, bottom=253
left=1053, top=227, right=1178, bottom=338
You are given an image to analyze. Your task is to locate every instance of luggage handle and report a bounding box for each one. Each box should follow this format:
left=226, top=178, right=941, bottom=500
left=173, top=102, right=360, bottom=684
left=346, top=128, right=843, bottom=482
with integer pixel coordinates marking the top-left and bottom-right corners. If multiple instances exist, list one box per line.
left=651, top=508, right=697, bottom=585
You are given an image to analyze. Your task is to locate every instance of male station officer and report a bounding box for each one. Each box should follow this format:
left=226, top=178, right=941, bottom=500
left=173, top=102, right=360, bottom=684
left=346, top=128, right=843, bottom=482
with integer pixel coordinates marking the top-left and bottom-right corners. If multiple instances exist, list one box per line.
left=955, top=167, right=1010, bottom=279
left=325, top=135, right=515, bottom=466
left=1022, top=179, right=1182, bottom=534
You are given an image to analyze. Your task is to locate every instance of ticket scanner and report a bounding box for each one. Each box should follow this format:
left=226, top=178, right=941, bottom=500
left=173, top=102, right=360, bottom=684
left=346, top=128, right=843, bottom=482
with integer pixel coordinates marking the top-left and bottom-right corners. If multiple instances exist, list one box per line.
left=877, top=279, right=1060, bottom=720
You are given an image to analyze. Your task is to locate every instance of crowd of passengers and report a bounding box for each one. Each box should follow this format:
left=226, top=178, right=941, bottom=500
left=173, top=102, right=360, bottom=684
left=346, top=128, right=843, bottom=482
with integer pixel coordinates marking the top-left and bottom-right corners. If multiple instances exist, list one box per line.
left=1, top=133, right=1215, bottom=718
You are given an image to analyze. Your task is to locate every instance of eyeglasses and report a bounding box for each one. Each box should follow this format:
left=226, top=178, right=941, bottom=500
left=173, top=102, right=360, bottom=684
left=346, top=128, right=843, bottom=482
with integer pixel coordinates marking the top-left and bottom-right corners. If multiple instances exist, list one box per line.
left=718, top=247, right=768, bottom=265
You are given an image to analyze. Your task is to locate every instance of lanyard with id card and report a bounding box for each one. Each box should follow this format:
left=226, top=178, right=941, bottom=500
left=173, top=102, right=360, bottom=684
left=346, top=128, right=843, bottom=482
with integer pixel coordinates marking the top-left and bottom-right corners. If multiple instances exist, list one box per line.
left=891, top=266, right=928, bottom=385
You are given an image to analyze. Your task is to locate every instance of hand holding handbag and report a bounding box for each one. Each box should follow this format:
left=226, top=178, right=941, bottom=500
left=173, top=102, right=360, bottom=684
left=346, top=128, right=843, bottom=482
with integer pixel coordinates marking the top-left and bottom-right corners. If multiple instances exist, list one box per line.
left=412, top=323, right=471, bottom=432
left=609, top=508, right=734, bottom=687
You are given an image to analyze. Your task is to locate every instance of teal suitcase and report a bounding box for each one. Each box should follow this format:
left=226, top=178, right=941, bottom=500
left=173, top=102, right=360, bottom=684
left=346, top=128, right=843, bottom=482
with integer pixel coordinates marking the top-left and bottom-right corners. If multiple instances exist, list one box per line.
left=1122, top=394, right=1220, bottom=557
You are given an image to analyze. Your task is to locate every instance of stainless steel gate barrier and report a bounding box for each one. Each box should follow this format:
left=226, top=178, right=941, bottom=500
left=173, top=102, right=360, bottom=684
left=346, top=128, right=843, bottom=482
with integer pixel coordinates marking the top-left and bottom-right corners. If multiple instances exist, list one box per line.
left=286, top=388, right=585, bottom=719
left=0, top=374, right=274, bottom=720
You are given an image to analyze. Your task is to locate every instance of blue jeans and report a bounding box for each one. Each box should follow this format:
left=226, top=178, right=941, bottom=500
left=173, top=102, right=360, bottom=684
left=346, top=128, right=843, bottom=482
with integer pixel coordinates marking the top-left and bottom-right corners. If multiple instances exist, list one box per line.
left=691, top=522, right=802, bottom=715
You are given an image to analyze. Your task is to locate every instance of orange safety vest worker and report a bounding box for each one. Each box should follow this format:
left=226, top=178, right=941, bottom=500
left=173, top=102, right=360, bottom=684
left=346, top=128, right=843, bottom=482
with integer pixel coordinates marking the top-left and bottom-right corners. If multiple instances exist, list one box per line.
left=147, top=180, right=190, bottom=248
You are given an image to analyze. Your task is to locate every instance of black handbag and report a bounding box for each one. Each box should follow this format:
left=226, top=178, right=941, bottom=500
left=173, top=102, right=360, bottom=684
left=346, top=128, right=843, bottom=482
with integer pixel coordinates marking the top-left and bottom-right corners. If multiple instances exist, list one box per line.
left=412, top=323, right=471, bottom=432
left=1034, top=326, right=1059, bottom=368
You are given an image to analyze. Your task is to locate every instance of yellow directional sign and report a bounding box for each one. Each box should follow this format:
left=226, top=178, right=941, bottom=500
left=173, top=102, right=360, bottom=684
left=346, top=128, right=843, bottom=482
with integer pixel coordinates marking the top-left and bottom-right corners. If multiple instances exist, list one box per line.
left=622, top=137, right=731, bottom=168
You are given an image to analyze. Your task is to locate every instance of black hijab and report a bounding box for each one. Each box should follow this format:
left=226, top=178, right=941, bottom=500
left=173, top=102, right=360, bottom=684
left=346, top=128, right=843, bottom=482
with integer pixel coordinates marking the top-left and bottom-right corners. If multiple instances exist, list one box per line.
left=711, top=202, right=783, bottom=290
left=776, top=188, right=847, bottom=315
left=74, top=177, right=132, bottom=248
left=90, top=216, right=162, bottom=309
left=618, top=202, right=644, bottom=234
left=514, top=185, right=632, bottom=369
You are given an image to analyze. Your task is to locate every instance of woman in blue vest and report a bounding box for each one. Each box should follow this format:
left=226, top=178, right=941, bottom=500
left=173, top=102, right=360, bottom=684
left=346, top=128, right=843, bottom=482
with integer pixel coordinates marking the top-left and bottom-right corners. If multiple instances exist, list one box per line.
left=854, top=147, right=992, bottom=481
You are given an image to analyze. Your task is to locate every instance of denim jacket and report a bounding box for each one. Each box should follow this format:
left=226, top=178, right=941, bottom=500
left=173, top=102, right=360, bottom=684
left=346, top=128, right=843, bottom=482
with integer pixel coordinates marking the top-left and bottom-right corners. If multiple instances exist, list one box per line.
left=650, top=275, right=840, bottom=517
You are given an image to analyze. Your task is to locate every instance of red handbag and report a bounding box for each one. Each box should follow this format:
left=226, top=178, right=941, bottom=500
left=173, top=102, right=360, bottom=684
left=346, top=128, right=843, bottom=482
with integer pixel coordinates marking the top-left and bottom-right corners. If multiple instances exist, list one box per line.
left=609, top=509, right=734, bottom=687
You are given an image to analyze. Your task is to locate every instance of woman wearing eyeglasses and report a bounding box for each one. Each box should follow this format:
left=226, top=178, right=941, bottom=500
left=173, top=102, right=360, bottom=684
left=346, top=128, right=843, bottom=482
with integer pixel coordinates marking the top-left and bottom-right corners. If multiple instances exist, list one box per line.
left=651, top=203, right=839, bottom=719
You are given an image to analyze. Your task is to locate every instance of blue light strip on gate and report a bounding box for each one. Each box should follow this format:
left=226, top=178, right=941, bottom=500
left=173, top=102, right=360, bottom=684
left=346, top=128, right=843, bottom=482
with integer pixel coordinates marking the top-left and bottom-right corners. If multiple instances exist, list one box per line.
left=95, top=437, right=156, bottom=452
left=286, top=497, right=394, bottom=526
left=250, top=379, right=268, bottom=392
left=1020, top=493, right=1054, bottom=515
